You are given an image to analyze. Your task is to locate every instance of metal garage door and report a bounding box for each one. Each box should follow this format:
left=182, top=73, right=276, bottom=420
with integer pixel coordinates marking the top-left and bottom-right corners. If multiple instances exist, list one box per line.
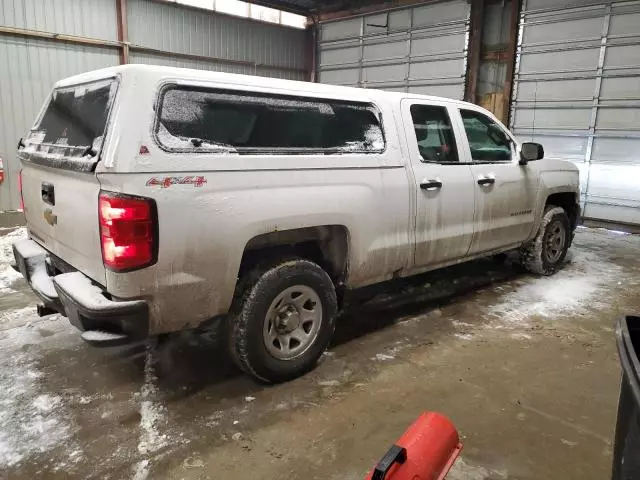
left=318, top=0, right=470, bottom=99
left=511, top=0, right=640, bottom=227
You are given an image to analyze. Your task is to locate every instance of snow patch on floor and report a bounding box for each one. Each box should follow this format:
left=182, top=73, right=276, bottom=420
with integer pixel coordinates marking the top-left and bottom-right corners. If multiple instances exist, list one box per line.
left=452, top=320, right=474, bottom=328
left=0, top=304, right=81, bottom=469
left=0, top=305, right=37, bottom=330
left=0, top=265, right=23, bottom=293
left=133, top=349, right=177, bottom=478
left=137, top=350, right=168, bottom=456
left=132, top=459, right=150, bottom=480
left=371, top=342, right=409, bottom=362
left=0, top=315, right=77, bottom=350
left=0, top=228, right=27, bottom=293
left=0, top=230, right=113, bottom=472
left=372, top=353, right=395, bottom=361
left=486, top=250, right=625, bottom=326
left=318, top=379, right=341, bottom=387
left=0, top=351, right=73, bottom=468
left=0, top=228, right=26, bottom=264
left=510, top=332, right=532, bottom=340
left=454, top=333, right=474, bottom=341
left=447, top=457, right=507, bottom=480
left=33, top=393, right=62, bottom=413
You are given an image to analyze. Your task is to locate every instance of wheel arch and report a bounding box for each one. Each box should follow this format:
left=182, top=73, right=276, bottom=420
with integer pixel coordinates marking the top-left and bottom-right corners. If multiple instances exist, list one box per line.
left=546, top=191, right=580, bottom=232
left=238, top=225, right=350, bottom=287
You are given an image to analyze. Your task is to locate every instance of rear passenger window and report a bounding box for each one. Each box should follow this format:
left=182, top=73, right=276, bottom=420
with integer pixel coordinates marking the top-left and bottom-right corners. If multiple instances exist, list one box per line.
left=409, top=105, right=459, bottom=163
left=155, top=87, right=385, bottom=154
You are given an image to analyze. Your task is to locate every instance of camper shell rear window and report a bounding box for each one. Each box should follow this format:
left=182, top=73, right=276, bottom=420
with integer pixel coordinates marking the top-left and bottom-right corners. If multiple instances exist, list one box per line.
left=154, top=86, right=386, bottom=155
left=20, top=77, right=118, bottom=172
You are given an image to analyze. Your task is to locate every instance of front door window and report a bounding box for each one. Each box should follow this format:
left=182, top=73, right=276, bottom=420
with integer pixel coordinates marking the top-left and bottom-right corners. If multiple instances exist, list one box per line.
left=460, top=109, right=512, bottom=162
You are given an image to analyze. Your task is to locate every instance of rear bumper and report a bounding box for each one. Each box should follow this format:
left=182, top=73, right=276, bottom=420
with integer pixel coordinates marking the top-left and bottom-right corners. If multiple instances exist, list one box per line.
left=13, top=238, right=148, bottom=346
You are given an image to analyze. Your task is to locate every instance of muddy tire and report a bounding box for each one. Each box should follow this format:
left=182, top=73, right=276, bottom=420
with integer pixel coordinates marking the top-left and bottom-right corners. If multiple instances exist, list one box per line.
left=228, top=258, right=337, bottom=383
left=520, top=205, right=570, bottom=276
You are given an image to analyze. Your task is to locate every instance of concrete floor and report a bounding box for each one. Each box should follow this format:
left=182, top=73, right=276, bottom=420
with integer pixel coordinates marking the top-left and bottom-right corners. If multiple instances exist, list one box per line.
left=0, top=227, right=638, bottom=479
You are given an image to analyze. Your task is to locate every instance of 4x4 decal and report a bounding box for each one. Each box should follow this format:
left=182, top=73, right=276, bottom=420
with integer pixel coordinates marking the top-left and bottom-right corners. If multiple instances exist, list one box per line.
left=146, top=176, right=207, bottom=188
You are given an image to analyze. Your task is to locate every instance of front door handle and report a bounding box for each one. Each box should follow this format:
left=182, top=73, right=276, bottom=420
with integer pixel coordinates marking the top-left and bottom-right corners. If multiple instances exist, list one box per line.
left=477, top=177, right=495, bottom=186
left=420, top=179, right=443, bottom=190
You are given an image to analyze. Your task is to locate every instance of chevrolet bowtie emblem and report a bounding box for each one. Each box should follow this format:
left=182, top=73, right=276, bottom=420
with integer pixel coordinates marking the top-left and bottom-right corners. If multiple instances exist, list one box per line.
left=44, top=208, right=57, bottom=226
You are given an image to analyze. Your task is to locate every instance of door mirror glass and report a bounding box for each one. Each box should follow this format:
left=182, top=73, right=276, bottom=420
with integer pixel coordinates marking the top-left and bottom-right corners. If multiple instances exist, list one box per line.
left=520, top=142, right=544, bottom=164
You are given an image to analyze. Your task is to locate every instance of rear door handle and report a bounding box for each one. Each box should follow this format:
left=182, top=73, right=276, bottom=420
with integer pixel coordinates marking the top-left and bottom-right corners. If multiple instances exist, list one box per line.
left=420, top=179, right=443, bottom=190
left=41, top=182, right=55, bottom=206
left=477, top=177, right=495, bottom=186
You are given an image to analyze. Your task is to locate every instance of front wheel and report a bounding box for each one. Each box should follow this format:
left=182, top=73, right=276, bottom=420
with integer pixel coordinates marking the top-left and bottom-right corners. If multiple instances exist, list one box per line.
left=520, top=205, right=571, bottom=275
left=228, top=259, right=337, bottom=383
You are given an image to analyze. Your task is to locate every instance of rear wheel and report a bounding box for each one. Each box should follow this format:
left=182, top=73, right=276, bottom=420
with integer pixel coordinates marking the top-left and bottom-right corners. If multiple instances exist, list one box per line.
left=228, top=258, right=337, bottom=383
left=520, top=205, right=570, bottom=275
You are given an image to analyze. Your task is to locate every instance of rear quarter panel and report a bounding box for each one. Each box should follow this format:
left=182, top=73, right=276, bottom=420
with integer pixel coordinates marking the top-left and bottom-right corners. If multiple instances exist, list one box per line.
left=98, top=74, right=412, bottom=333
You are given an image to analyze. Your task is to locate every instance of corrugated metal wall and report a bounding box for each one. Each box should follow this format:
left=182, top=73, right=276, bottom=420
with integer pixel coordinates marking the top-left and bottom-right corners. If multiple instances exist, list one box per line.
left=0, top=0, right=119, bottom=40
left=127, top=0, right=306, bottom=79
left=318, top=0, right=470, bottom=99
left=0, top=0, right=119, bottom=211
left=511, top=0, right=640, bottom=226
left=0, top=0, right=307, bottom=211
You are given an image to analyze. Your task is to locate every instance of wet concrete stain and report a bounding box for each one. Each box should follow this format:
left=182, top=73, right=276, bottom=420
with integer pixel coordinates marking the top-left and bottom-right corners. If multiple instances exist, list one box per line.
left=0, top=227, right=638, bottom=479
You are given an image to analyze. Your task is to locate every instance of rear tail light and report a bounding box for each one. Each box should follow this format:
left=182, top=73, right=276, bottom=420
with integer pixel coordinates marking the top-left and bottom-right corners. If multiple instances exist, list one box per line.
left=99, top=191, right=157, bottom=271
left=18, top=170, right=24, bottom=211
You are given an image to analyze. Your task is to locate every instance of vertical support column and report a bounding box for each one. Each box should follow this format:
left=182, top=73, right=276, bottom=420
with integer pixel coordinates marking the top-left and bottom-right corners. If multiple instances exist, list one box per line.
left=509, top=0, right=527, bottom=130
left=115, top=0, right=129, bottom=64
left=465, top=0, right=484, bottom=103
left=583, top=2, right=611, bottom=213
left=504, top=0, right=521, bottom=126
left=306, top=17, right=318, bottom=82
left=358, top=16, right=365, bottom=88
left=405, top=7, right=414, bottom=93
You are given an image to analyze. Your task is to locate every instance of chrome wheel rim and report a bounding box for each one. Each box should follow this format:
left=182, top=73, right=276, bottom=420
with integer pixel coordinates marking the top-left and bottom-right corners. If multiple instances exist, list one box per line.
left=263, top=285, right=322, bottom=360
left=545, top=220, right=566, bottom=264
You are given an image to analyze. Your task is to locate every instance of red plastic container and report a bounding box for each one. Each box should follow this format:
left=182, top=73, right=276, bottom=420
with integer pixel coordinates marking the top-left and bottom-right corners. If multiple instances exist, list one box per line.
left=365, top=412, right=462, bottom=480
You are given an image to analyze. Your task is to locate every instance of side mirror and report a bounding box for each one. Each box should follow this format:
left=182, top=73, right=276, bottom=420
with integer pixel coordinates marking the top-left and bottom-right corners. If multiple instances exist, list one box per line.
left=519, top=142, right=544, bottom=165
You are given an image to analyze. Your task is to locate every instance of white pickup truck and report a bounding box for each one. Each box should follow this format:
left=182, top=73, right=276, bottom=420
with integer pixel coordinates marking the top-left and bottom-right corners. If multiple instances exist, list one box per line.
left=13, top=65, right=580, bottom=382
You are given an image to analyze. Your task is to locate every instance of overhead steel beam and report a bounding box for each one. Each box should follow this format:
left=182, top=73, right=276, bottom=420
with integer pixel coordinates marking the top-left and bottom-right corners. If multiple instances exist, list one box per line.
left=147, top=0, right=313, bottom=23
left=0, top=25, right=121, bottom=48
left=128, top=44, right=308, bottom=74
left=244, top=0, right=312, bottom=16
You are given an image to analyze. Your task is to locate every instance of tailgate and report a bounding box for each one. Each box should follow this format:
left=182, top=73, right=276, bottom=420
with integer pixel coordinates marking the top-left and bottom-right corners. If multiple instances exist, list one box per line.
left=17, top=77, right=118, bottom=286
left=22, top=164, right=105, bottom=286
